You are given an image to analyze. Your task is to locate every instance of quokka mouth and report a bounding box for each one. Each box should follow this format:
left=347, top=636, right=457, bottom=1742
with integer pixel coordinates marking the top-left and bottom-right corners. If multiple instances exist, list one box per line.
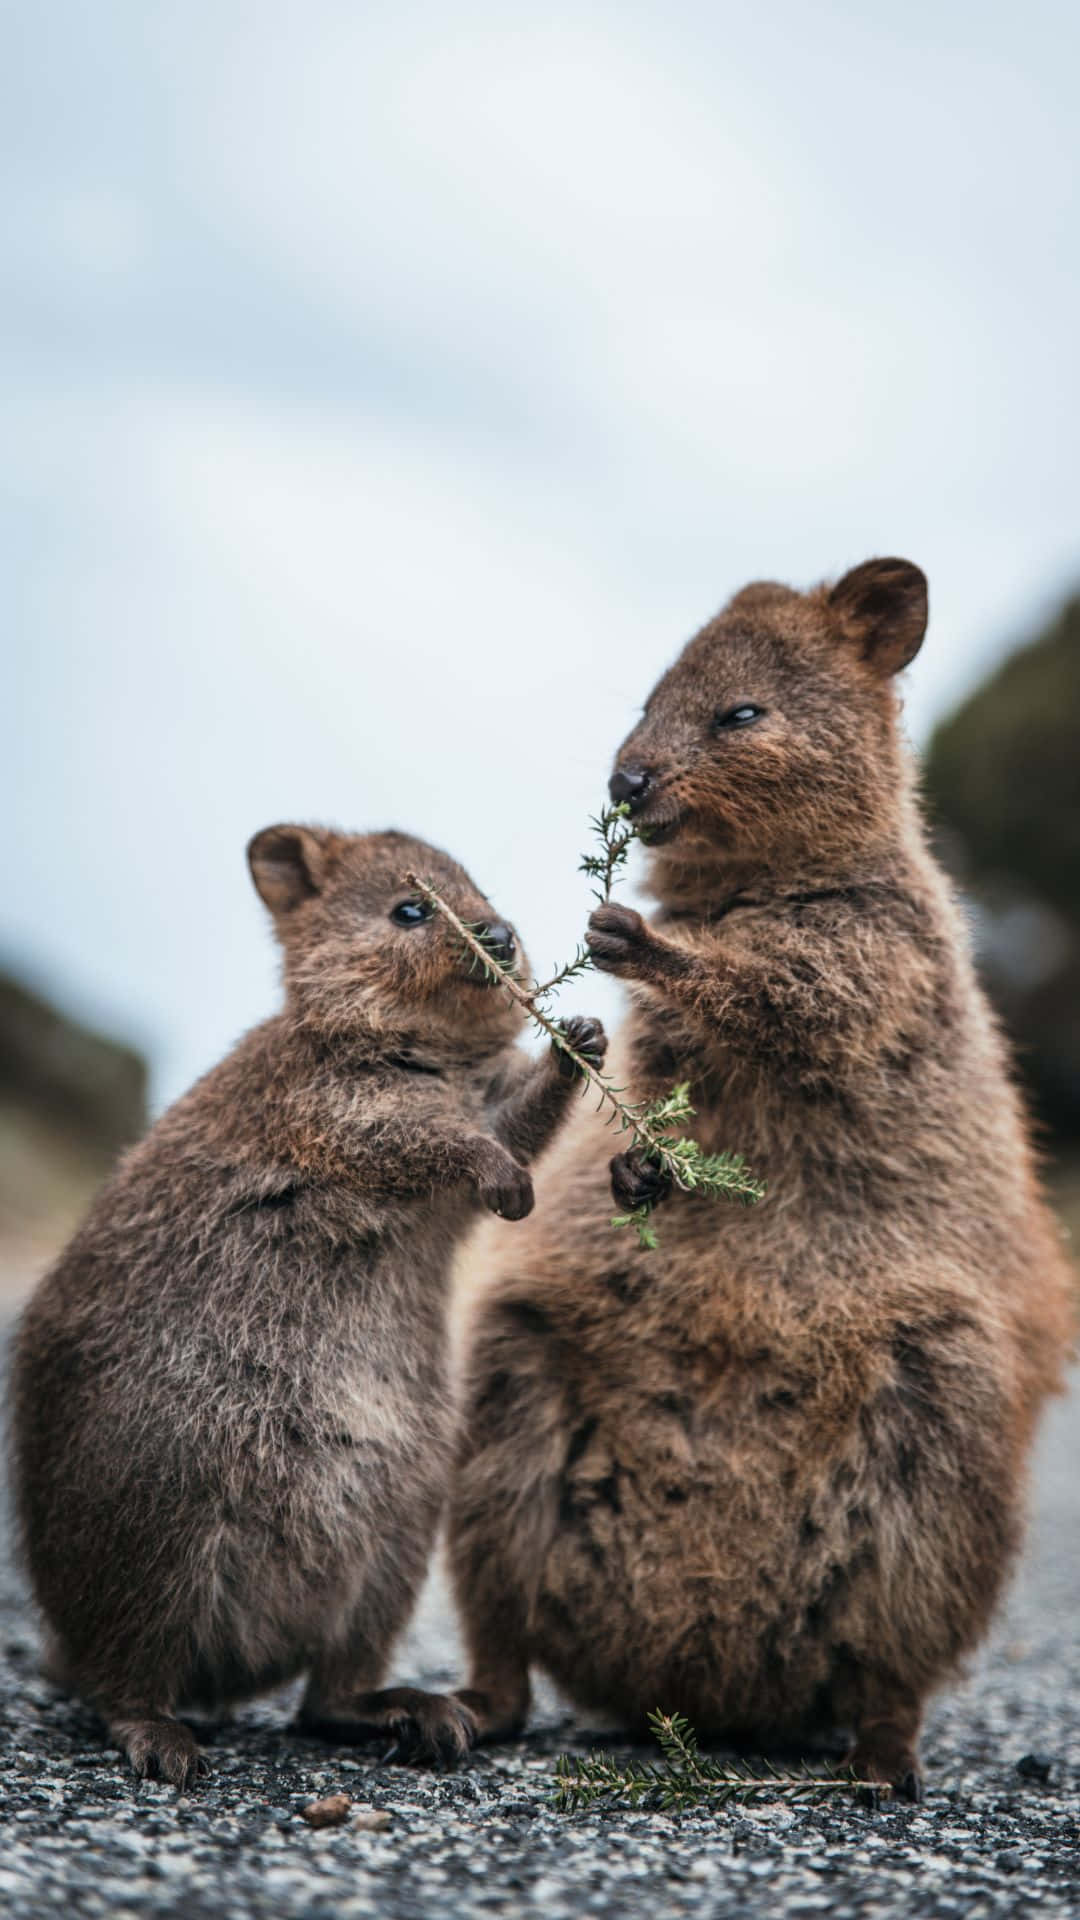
left=460, top=958, right=518, bottom=990
left=623, top=778, right=689, bottom=847
left=637, top=812, right=687, bottom=847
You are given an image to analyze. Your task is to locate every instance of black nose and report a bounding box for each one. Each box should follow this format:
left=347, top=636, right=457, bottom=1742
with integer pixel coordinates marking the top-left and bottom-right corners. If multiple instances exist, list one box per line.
left=476, top=920, right=516, bottom=966
left=608, top=766, right=651, bottom=811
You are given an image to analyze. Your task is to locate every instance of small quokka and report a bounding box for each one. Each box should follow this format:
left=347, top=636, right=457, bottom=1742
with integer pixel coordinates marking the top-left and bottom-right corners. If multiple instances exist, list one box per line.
left=448, top=560, right=1075, bottom=1799
left=11, top=824, right=605, bottom=1788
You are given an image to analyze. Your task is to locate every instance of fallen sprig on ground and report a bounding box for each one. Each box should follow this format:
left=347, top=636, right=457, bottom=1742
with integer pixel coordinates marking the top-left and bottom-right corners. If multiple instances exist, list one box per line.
left=553, top=1711, right=881, bottom=1812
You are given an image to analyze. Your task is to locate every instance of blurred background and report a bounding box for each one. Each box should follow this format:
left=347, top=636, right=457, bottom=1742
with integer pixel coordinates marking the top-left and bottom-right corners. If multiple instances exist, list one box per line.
left=3, top=1, right=1078, bottom=1299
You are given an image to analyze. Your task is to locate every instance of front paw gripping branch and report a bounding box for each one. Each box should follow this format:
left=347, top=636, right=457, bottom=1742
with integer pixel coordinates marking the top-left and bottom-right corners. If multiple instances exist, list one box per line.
left=404, top=808, right=764, bottom=1249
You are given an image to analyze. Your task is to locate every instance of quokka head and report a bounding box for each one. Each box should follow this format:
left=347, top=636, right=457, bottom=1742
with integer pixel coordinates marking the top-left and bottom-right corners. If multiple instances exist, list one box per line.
left=247, top=825, right=528, bottom=1058
left=609, top=558, right=929, bottom=873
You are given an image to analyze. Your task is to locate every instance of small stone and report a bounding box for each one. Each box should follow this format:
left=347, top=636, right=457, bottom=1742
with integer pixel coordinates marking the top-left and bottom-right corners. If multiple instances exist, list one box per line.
left=1016, top=1753, right=1055, bottom=1785
left=689, top=1858, right=720, bottom=1880
left=300, top=1793, right=352, bottom=1829
left=352, top=1808, right=392, bottom=1833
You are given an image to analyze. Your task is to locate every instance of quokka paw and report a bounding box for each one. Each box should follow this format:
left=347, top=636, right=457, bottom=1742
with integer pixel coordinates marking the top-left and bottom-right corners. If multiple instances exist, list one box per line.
left=585, top=904, right=652, bottom=976
left=610, top=1146, right=672, bottom=1211
left=114, top=1715, right=208, bottom=1790
left=848, top=1740, right=924, bottom=1806
left=449, top=1686, right=528, bottom=1745
left=478, top=1151, right=534, bottom=1221
left=303, top=1688, right=477, bottom=1766
left=553, top=1015, right=608, bottom=1079
left=380, top=1690, right=478, bottom=1766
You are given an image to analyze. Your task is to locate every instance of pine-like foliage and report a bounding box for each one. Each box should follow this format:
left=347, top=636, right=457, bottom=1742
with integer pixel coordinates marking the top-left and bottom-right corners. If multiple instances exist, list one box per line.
left=609, top=1083, right=764, bottom=1247
left=405, top=806, right=764, bottom=1247
left=553, top=1711, right=878, bottom=1812
left=531, top=803, right=639, bottom=1000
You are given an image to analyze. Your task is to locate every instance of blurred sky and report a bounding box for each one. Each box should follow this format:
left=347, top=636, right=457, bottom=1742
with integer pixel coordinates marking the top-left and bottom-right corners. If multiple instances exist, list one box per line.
left=4, top=1, right=1079, bottom=1105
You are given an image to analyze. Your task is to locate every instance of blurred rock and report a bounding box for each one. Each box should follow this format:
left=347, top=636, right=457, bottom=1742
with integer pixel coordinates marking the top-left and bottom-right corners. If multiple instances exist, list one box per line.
left=299, top=1793, right=352, bottom=1828
left=0, top=969, right=148, bottom=1306
left=0, top=972, right=146, bottom=1156
left=924, top=593, right=1080, bottom=1141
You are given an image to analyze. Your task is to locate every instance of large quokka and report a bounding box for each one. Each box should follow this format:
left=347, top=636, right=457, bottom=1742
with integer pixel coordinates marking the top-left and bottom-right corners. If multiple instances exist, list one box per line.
left=11, top=825, right=605, bottom=1787
left=448, top=560, right=1074, bottom=1798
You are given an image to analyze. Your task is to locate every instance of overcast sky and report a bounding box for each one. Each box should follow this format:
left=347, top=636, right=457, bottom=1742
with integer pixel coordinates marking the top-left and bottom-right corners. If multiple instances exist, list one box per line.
left=4, top=1, right=1079, bottom=1105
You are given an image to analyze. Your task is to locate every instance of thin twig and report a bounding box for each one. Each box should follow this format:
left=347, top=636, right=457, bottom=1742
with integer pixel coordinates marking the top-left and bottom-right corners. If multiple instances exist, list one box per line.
left=552, top=1710, right=884, bottom=1812
left=403, top=871, right=765, bottom=1211
left=402, top=804, right=765, bottom=1240
left=533, top=805, right=638, bottom=996
left=404, top=871, right=643, bottom=1137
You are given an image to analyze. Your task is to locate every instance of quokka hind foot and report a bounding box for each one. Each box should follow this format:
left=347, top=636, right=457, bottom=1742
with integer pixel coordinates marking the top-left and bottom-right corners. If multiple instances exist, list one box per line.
left=448, top=1684, right=530, bottom=1745
left=298, top=1685, right=477, bottom=1765
left=848, top=1729, right=924, bottom=1804
left=110, top=1713, right=208, bottom=1790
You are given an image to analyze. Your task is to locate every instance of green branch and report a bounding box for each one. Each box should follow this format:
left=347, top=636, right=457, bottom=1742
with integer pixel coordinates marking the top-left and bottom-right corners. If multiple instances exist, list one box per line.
left=578, top=802, right=640, bottom=904
left=554, top=1710, right=882, bottom=1812
left=403, top=805, right=765, bottom=1247
left=532, top=804, right=639, bottom=997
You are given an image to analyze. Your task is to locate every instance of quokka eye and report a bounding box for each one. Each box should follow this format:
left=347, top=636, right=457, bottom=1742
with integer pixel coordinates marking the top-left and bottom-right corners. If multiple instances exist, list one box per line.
left=390, top=899, right=433, bottom=927
left=714, top=703, right=765, bottom=730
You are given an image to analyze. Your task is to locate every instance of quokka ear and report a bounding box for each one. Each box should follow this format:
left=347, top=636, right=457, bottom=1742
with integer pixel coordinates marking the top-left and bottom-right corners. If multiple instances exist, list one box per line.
left=247, top=825, right=333, bottom=915
left=828, top=558, right=929, bottom=676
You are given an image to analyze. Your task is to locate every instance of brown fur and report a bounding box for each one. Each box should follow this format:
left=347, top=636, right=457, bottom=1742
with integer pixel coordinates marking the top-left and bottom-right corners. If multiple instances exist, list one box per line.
left=10, top=825, right=605, bottom=1787
left=447, top=561, right=1075, bottom=1799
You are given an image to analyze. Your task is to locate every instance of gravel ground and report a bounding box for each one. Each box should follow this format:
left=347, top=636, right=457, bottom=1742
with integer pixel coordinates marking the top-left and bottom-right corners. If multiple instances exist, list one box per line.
left=1, top=1348, right=1077, bottom=1920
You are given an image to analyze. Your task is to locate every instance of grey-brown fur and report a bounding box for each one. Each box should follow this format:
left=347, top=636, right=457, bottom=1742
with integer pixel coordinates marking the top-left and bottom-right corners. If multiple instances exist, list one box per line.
left=447, top=561, right=1075, bottom=1798
left=10, top=824, right=605, bottom=1787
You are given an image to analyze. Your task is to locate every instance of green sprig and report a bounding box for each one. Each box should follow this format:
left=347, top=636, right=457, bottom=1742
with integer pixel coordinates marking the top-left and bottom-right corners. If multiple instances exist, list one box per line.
left=553, top=1710, right=881, bottom=1812
left=403, top=805, right=764, bottom=1250
left=578, top=801, right=639, bottom=903
left=612, top=1082, right=765, bottom=1245
left=533, top=804, right=636, bottom=997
